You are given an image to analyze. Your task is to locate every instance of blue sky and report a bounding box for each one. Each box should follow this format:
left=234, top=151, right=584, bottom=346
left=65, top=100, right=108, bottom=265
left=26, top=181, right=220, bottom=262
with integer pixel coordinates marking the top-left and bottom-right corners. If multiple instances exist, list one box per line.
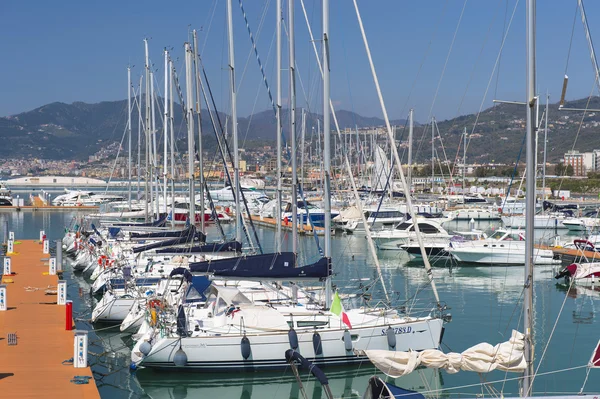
left=1, top=0, right=599, bottom=122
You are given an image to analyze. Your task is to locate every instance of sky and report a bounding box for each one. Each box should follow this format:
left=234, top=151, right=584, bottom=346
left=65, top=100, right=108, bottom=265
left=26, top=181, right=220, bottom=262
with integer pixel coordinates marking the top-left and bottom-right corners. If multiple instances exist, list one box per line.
left=1, top=0, right=600, bottom=122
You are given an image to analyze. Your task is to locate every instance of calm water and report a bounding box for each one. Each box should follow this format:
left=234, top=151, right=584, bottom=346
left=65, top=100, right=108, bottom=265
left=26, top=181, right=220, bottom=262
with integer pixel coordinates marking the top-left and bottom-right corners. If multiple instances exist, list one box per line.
left=3, top=210, right=600, bottom=398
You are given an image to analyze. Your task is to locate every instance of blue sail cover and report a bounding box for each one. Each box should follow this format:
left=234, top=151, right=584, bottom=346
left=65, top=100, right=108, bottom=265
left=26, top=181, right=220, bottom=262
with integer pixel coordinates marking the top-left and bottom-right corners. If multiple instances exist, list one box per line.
left=189, top=253, right=331, bottom=280
left=155, top=241, right=242, bottom=254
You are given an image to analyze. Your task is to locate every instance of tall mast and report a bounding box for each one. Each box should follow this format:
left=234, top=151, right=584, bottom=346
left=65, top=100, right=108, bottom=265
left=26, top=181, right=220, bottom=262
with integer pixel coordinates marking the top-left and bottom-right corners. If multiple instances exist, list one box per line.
left=144, top=39, right=150, bottom=222
left=542, top=93, right=548, bottom=199
left=169, top=59, right=176, bottom=227
left=323, top=0, right=332, bottom=308
left=137, top=75, right=142, bottom=199
left=226, top=0, right=242, bottom=243
left=301, top=109, right=306, bottom=194
left=463, top=127, right=467, bottom=193
left=431, top=117, right=435, bottom=192
left=193, top=30, right=206, bottom=233
left=150, top=71, right=158, bottom=219
left=127, top=66, right=132, bottom=209
left=523, top=0, right=536, bottom=395
left=407, top=109, right=413, bottom=189
left=289, top=0, right=297, bottom=255
left=275, top=0, right=283, bottom=252
left=163, top=49, right=169, bottom=216
left=185, top=43, right=196, bottom=226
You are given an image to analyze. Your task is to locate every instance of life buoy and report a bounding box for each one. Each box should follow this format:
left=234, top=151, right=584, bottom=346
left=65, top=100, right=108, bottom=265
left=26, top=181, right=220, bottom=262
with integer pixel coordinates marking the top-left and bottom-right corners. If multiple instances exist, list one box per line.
left=98, top=255, right=108, bottom=268
left=148, top=299, right=163, bottom=310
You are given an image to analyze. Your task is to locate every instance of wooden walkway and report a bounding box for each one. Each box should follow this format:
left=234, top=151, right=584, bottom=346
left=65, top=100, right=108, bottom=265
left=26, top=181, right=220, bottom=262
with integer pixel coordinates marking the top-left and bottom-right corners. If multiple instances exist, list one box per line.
left=0, top=240, right=100, bottom=398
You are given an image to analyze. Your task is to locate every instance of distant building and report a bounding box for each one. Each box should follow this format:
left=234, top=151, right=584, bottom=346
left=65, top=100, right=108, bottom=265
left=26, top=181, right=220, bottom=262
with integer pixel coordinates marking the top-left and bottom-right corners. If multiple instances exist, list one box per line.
left=562, top=150, right=594, bottom=176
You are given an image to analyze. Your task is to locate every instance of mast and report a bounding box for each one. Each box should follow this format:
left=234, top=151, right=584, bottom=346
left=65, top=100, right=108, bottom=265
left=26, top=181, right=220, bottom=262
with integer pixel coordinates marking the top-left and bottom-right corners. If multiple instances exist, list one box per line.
left=127, top=66, right=132, bottom=209
left=289, top=0, right=297, bottom=255
left=150, top=71, right=158, bottom=219
left=523, top=0, right=536, bottom=395
left=301, top=108, right=306, bottom=193
left=323, top=0, right=332, bottom=308
left=431, top=117, right=435, bottom=192
left=137, top=75, right=142, bottom=200
left=144, top=39, right=150, bottom=222
left=407, top=109, right=413, bottom=189
left=463, top=127, right=467, bottom=193
left=185, top=43, right=196, bottom=226
left=542, top=93, right=548, bottom=199
left=163, top=49, right=169, bottom=216
left=275, top=0, right=283, bottom=252
left=169, top=59, right=176, bottom=227
left=226, top=0, right=242, bottom=243
left=193, top=30, right=206, bottom=233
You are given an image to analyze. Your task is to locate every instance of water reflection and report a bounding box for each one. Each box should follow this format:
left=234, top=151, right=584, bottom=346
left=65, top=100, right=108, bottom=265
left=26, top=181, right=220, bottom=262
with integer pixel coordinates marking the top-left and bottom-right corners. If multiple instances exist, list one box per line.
left=134, top=366, right=441, bottom=399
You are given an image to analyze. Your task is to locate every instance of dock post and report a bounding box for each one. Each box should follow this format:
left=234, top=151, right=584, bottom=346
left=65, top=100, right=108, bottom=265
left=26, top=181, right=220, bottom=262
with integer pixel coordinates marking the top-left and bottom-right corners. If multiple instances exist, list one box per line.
left=3, top=257, right=10, bottom=275
left=0, top=284, right=6, bottom=311
left=49, top=257, right=56, bottom=275
left=57, top=280, right=66, bottom=305
left=7, top=239, right=14, bottom=254
left=43, top=239, right=49, bottom=254
left=8, top=229, right=13, bottom=242
left=65, top=300, right=73, bottom=330
left=39, top=230, right=45, bottom=242
left=55, top=240, right=63, bottom=272
left=73, top=330, right=88, bottom=368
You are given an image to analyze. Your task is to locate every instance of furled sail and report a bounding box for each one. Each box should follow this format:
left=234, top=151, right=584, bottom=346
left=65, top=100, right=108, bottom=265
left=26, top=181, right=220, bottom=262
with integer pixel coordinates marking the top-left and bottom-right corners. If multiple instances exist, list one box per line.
left=359, top=330, right=526, bottom=377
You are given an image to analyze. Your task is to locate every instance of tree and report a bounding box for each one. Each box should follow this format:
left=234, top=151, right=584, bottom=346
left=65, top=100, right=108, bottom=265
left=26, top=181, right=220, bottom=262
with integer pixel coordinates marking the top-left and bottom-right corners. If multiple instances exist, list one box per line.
left=554, top=162, right=565, bottom=176
left=566, top=164, right=574, bottom=177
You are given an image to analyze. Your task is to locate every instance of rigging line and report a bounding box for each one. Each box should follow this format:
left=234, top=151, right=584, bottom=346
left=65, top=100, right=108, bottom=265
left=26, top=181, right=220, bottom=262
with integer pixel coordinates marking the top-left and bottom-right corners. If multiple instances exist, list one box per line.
left=426, top=0, right=468, bottom=121
left=493, top=0, right=510, bottom=103
left=201, top=0, right=219, bottom=54
left=198, top=56, right=264, bottom=253
left=464, top=0, right=520, bottom=157
left=398, top=0, right=449, bottom=118
left=554, top=83, right=596, bottom=195
left=450, top=0, right=505, bottom=176
left=528, top=275, right=577, bottom=397
left=237, top=0, right=271, bottom=96
left=242, top=16, right=277, bottom=149
left=564, top=2, right=579, bottom=76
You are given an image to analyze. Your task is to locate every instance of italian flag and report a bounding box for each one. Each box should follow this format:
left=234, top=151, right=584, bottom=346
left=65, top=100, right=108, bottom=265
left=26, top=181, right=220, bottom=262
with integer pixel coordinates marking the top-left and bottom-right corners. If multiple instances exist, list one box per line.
left=331, top=291, right=352, bottom=329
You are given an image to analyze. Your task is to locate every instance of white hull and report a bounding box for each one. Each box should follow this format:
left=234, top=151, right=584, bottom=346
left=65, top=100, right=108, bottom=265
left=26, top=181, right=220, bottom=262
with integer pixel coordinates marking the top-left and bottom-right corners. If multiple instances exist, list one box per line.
left=133, top=317, right=444, bottom=371
left=501, top=215, right=567, bottom=229
left=92, top=292, right=142, bottom=323
left=449, top=246, right=559, bottom=265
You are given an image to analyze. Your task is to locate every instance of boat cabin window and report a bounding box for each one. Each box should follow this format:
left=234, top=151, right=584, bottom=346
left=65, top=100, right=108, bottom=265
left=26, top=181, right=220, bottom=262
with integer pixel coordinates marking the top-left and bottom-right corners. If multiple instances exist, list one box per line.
left=396, top=222, right=413, bottom=230
left=489, top=231, right=507, bottom=240
left=503, top=233, right=523, bottom=241
left=409, top=223, right=441, bottom=234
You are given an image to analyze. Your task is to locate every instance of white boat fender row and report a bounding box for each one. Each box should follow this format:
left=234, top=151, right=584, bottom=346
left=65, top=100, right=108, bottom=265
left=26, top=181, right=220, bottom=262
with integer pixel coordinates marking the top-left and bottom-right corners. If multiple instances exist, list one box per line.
left=241, top=334, right=251, bottom=360
left=288, top=328, right=299, bottom=350
left=313, top=332, right=323, bottom=355
left=386, top=326, right=396, bottom=350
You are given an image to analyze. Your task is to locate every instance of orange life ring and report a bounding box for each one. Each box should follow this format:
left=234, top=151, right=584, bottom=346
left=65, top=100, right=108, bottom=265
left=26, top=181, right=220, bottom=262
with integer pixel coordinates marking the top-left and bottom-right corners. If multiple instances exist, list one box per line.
left=148, top=299, right=163, bottom=309
left=97, top=255, right=108, bottom=268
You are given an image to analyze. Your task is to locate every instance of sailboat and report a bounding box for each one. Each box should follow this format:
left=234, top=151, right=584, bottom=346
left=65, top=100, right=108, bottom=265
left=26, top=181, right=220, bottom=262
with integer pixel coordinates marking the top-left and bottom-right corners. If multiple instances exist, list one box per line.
left=130, top=0, right=447, bottom=372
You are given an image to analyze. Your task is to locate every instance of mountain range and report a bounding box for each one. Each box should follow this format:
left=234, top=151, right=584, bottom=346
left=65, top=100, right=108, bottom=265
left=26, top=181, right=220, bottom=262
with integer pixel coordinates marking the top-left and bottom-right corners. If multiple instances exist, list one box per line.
left=1, top=96, right=600, bottom=164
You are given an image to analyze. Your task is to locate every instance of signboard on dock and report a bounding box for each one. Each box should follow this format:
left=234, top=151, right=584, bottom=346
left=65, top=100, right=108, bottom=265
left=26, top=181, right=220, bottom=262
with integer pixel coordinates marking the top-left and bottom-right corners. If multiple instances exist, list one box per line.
left=7, top=240, right=14, bottom=254
left=49, top=258, right=56, bottom=275
left=57, top=280, right=66, bottom=305
left=0, top=285, right=6, bottom=311
left=3, top=258, right=10, bottom=276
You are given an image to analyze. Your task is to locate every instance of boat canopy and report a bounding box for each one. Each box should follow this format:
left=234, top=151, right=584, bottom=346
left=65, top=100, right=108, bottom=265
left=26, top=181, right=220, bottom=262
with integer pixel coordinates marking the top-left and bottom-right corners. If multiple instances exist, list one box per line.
left=155, top=240, right=242, bottom=254
left=189, top=252, right=331, bottom=280
left=363, top=376, right=425, bottom=399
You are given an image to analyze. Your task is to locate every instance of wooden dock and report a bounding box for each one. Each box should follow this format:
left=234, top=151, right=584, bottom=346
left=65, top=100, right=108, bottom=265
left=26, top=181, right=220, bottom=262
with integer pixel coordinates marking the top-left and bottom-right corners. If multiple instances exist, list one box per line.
left=0, top=240, right=100, bottom=398
left=536, top=244, right=600, bottom=263
left=243, top=215, right=330, bottom=235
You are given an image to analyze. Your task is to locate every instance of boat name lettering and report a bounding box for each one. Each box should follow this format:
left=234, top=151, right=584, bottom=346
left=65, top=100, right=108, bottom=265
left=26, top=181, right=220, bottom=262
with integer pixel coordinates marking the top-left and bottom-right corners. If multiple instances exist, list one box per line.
left=382, top=326, right=412, bottom=335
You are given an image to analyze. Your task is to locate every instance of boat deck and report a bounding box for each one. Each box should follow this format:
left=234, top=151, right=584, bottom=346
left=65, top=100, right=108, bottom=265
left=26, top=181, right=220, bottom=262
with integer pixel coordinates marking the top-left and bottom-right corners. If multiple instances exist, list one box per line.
left=244, top=215, right=328, bottom=235
left=0, top=240, right=100, bottom=398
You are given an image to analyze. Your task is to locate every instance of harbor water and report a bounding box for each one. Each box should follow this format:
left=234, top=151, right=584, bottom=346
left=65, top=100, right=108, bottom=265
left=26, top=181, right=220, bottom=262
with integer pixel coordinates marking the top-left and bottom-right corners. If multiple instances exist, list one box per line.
left=3, top=211, right=600, bottom=398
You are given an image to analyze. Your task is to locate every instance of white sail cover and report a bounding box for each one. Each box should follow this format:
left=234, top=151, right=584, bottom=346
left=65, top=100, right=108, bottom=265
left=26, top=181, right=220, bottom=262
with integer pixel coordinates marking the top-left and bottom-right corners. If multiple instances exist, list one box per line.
left=360, top=330, right=526, bottom=377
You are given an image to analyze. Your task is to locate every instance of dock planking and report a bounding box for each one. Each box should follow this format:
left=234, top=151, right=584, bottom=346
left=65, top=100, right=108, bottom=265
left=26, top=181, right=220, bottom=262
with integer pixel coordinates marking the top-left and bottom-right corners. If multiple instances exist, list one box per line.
left=0, top=240, right=100, bottom=398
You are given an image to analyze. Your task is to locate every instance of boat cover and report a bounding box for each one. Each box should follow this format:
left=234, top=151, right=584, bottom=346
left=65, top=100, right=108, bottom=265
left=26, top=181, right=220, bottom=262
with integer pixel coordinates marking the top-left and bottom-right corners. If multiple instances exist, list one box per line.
left=189, top=253, right=331, bottom=280
left=359, top=330, right=526, bottom=377
left=130, top=225, right=203, bottom=240
left=132, top=228, right=202, bottom=254
left=364, top=376, right=424, bottom=399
